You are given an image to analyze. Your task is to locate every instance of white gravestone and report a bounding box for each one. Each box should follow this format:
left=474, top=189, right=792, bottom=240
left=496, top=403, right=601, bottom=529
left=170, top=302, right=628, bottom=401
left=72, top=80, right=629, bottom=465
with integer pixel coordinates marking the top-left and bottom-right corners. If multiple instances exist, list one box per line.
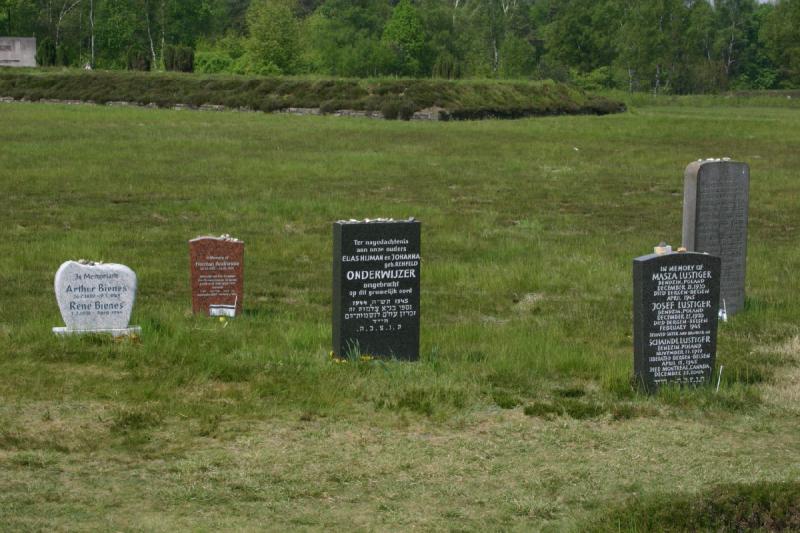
left=52, top=260, right=141, bottom=336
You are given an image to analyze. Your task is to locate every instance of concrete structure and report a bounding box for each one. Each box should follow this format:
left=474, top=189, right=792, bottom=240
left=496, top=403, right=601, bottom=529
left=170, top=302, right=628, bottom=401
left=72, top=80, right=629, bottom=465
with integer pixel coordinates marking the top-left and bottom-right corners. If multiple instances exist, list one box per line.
left=0, top=37, right=37, bottom=67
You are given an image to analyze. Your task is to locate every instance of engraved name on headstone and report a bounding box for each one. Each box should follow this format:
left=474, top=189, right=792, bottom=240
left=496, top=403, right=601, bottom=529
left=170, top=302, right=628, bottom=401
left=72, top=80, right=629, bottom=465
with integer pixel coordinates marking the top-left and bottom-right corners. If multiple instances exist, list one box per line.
left=333, top=219, right=420, bottom=361
left=682, top=159, right=749, bottom=315
left=633, top=250, right=721, bottom=393
left=189, top=235, right=244, bottom=317
left=53, top=260, right=140, bottom=336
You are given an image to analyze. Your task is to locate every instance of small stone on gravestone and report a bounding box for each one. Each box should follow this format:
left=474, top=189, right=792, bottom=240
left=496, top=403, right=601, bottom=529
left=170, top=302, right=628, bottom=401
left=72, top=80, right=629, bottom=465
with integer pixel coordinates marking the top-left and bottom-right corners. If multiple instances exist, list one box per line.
left=654, top=242, right=673, bottom=255
left=332, top=218, right=421, bottom=361
left=633, top=248, right=721, bottom=393
left=53, top=260, right=141, bottom=336
left=682, top=159, right=749, bottom=315
left=189, top=235, right=244, bottom=317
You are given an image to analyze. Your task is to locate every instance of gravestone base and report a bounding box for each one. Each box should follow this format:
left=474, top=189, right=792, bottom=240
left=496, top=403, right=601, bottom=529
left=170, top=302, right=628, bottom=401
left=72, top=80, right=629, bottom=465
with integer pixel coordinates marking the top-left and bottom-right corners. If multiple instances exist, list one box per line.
left=53, top=326, right=142, bottom=337
left=209, top=304, right=236, bottom=317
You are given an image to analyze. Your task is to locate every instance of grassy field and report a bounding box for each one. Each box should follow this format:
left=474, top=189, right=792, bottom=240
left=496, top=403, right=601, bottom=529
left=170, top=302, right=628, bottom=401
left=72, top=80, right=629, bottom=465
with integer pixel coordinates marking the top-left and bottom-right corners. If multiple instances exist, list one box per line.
left=0, top=99, right=799, bottom=531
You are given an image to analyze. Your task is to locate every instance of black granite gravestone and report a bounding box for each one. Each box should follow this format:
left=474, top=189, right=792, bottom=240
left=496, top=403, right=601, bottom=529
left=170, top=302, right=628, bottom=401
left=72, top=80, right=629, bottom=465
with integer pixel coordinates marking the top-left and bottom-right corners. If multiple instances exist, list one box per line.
left=633, top=250, right=721, bottom=393
left=333, top=219, right=421, bottom=360
left=682, top=159, right=749, bottom=315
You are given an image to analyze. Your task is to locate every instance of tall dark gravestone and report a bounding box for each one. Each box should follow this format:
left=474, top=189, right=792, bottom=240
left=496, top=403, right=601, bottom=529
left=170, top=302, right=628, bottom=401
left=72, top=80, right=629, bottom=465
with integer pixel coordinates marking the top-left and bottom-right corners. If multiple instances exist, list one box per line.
left=633, top=250, right=721, bottom=393
left=333, top=219, right=421, bottom=360
left=682, top=159, right=749, bottom=315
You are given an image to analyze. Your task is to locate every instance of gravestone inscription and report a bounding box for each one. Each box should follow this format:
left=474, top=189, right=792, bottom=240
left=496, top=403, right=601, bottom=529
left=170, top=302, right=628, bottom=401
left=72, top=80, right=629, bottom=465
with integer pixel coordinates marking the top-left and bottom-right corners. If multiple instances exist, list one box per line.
left=53, top=260, right=141, bottom=336
left=633, top=250, right=720, bottom=393
left=190, top=235, right=244, bottom=317
left=682, top=159, right=749, bottom=315
left=333, top=219, right=420, bottom=360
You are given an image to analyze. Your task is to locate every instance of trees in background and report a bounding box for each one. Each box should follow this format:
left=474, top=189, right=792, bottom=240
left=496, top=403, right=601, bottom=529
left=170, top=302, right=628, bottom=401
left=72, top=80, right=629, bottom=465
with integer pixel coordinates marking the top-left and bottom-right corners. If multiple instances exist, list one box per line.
left=245, top=0, right=299, bottom=74
left=3, top=0, right=800, bottom=92
left=382, top=0, right=426, bottom=76
left=761, top=0, right=800, bottom=87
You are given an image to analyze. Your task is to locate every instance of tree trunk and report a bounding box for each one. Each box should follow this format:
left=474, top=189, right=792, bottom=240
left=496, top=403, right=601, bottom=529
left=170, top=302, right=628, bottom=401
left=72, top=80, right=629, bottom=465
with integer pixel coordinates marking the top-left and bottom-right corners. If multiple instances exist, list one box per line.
left=90, top=0, right=94, bottom=67
left=160, top=0, right=166, bottom=67
left=146, top=10, right=157, bottom=68
left=726, top=30, right=736, bottom=77
left=653, top=64, right=661, bottom=96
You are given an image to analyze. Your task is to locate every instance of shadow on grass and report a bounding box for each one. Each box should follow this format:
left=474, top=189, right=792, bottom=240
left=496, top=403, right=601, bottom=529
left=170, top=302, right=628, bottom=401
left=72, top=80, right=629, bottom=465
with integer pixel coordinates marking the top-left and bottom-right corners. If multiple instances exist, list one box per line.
left=523, top=398, right=658, bottom=421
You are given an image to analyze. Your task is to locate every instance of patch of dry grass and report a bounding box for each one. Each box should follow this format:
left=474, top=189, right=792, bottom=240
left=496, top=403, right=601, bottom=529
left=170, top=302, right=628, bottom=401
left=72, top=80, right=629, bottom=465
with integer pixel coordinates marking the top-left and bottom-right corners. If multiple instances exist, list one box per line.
left=759, top=335, right=800, bottom=411
left=1, top=407, right=799, bottom=530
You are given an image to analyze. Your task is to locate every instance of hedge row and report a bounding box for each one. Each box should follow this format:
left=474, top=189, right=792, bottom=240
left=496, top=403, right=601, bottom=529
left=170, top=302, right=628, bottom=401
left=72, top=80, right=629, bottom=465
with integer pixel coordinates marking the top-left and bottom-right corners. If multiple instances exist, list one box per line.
left=0, top=70, right=626, bottom=120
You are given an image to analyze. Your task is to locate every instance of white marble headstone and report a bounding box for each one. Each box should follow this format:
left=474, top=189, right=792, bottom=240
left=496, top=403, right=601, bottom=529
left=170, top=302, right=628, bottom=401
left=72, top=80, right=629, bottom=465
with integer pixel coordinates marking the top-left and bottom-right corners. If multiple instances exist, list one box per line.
left=53, top=260, right=140, bottom=336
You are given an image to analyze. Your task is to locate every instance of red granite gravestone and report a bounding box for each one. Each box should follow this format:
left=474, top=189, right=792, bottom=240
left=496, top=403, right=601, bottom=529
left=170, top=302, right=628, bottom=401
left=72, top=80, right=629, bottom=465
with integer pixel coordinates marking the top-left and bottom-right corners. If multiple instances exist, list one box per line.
left=189, top=235, right=244, bottom=316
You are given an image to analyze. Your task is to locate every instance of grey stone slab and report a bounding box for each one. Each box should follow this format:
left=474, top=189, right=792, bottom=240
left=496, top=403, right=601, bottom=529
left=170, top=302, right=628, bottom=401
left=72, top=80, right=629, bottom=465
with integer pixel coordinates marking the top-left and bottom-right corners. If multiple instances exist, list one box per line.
left=682, top=159, right=749, bottom=315
left=53, top=260, right=138, bottom=334
left=0, top=37, right=36, bottom=67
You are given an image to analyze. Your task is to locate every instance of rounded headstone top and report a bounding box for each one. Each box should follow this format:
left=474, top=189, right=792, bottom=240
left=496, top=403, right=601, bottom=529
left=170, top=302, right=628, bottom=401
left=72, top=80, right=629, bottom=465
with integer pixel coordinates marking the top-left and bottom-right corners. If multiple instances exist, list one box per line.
left=53, top=260, right=138, bottom=331
left=695, top=157, right=734, bottom=163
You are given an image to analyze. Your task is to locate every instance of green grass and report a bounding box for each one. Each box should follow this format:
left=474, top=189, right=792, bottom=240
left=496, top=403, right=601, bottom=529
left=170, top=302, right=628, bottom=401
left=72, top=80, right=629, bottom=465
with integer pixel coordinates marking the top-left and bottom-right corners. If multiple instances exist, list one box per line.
left=587, top=481, right=800, bottom=532
left=602, top=88, right=800, bottom=110
left=0, top=69, right=625, bottom=118
left=0, top=100, right=799, bottom=530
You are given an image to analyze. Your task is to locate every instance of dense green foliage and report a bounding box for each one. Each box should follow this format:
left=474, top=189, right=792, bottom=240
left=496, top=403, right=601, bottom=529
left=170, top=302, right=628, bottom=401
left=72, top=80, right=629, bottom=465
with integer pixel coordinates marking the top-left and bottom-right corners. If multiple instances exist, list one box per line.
left=0, top=70, right=625, bottom=117
left=163, top=44, right=194, bottom=72
left=2, top=0, right=800, bottom=92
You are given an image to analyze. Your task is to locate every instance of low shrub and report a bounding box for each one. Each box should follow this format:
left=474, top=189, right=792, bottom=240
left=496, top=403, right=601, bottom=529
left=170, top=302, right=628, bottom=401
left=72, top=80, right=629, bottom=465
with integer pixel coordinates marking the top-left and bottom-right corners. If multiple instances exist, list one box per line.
left=398, top=98, right=416, bottom=120
left=0, top=71, right=626, bottom=121
left=319, top=99, right=340, bottom=114
left=587, top=481, right=800, bottom=532
left=381, top=99, right=400, bottom=119
left=195, top=51, right=233, bottom=74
